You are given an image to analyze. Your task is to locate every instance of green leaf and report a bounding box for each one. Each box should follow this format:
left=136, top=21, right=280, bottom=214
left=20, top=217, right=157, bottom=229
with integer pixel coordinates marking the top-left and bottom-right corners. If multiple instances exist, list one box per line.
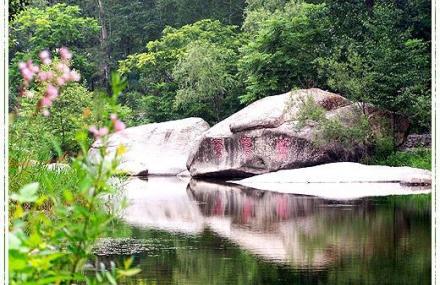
left=11, top=182, right=39, bottom=203
left=118, top=268, right=142, bottom=277
left=105, top=271, right=117, bottom=285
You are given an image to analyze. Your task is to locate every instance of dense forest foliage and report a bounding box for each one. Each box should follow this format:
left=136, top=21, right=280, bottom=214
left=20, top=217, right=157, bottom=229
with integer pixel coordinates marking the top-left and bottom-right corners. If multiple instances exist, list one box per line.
left=9, top=0, right=431, bottom=133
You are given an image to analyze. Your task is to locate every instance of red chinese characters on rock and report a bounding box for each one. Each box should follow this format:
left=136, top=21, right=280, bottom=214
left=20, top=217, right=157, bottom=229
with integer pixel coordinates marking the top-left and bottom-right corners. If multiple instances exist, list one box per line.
left=275, top=137, right=291, bottom=161
left=239, top=136, right=253, bottom=158
left=211, top=138, right=224, bottom=159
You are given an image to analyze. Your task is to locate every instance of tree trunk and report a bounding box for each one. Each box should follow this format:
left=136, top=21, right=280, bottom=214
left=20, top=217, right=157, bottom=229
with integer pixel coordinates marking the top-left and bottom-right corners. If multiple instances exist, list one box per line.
left=97, top=0, right=109, bottom=87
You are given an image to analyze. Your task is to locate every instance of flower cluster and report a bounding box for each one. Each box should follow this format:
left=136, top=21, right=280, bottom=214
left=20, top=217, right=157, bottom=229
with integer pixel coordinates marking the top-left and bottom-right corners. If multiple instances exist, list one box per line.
left=88, top=114, right=126, bottom=139
left=110, top=114, right=126, bottom=132
left=18, top=47, right=80, bottom=116
left=19, top=60, right=40, bottom=84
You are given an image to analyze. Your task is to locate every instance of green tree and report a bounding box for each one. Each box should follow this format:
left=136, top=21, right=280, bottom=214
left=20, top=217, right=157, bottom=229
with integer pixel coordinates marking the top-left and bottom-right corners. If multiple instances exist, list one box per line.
left=316, top=1, right=431, bottom=131
left=31, top=0, right=247, bottom=88
left=173, top=41, right=241, bottom=123
left=9, top=0, right=29, bottom=20
left=238, top=2, right=329, bottom=105
left=119, top=19, right=243, bottom=124
left=9, top=4, right=100, bottom=108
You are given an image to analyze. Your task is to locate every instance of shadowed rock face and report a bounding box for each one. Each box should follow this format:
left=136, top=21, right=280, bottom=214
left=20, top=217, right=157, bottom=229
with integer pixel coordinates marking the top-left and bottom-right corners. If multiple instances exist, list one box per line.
left=187, top=89, right=410, bottom=178
left=88, top=117, right=209, bottom=176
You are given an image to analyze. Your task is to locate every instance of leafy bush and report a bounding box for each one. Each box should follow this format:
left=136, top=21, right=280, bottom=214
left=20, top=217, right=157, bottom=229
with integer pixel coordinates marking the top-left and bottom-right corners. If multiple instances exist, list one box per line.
left=9, top=49, right=140, bottom=284
left=295, top=95, right=326, bottom=128
left=367, top=148, right=431, bottom=170
left=319, top=114, right=371, bottom=148
left=11, top=83, right=95, bottom=157
left=293, top=95, right=372, bottom=149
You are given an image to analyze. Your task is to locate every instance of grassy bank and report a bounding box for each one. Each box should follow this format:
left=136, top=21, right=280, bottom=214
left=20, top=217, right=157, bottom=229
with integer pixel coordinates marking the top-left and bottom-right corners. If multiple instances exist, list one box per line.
left=366, top=147, right=431, bottom=170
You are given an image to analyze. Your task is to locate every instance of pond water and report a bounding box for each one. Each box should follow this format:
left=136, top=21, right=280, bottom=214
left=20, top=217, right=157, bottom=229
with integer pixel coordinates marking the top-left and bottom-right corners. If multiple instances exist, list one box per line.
left=101, top=177, right=431, bottom=285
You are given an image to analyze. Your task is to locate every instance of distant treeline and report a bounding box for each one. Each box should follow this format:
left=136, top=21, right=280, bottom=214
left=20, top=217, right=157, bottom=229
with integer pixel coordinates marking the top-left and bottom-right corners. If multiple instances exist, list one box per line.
left=9, top=0, right=431, bottom=131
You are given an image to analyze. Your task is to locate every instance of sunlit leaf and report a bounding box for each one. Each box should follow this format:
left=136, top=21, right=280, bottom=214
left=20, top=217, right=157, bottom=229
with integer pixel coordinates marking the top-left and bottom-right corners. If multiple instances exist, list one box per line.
left=11, top=182, right=39, bottom=203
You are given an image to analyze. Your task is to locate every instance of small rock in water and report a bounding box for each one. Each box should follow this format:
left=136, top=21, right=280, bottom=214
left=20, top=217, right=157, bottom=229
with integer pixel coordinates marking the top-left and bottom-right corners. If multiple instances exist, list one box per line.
left=93, top=238, right=154, bottom=256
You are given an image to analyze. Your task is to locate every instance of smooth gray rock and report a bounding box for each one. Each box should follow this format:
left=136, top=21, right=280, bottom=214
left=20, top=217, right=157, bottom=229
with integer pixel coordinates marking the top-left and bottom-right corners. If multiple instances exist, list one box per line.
left=187, top=88, right=410, bottom=177
left=89, top=117, right=209, bottom=176
left=231, top=162, right=431, bottom=200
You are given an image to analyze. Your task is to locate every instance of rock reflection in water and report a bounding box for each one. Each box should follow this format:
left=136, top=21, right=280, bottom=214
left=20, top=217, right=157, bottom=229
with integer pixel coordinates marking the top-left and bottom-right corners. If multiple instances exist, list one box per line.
left=109, top=177, right=430, bottom=284
left=119, top=177, right=204, bottom=234
left=188, top=179, right=373, bottom=268
left=118, top=177, right=430, bottom=272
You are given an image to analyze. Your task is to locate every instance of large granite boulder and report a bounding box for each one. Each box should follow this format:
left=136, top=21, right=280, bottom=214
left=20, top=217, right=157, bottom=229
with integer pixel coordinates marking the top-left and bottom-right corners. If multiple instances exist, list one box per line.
left=89, top=117, right=209, bottom=176
left=187, top=88, right=410, bottom=177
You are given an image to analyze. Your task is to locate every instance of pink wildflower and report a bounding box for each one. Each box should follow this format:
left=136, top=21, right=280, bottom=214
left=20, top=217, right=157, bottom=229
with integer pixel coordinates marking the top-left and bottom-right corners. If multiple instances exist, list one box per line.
left=39, top=50, right=50, bottom=60
left=46, top=71, right=54, bottom=79
left=46, top=85, right=58, bottom=100
left=59, top=47, right=72, bottom=61
left=89, top=125, right=109, bottom=138
left=56, top=77, right=66, bottom=86
left=88, top=125, right=99, bottom=135
left=69, top=70, right=80, bottom=81
left=39, top=50, right=51, bottom=65
left=42, top=109, right=50, bottom=117
left=98, top=127, right=109, bottom=137
left=38, top=71, right=53, bottom=81
left=61, top=72, right=71, bottom=81
left=18, top=62, right=26, bottom=70
left=27, top=60, right=39, bottom=73
left=114, top=120, right=126, bottom=132
left=110, top=114, right=126, bottom=132
left=40, top=96, right=53, bottom=107
left=21, top=68, right=34, bottom=81
left=56, top=63, right=69, bottom=73
left=38, top=72, right=48, bottom=81
left=42, top=58, right=52, bottom=65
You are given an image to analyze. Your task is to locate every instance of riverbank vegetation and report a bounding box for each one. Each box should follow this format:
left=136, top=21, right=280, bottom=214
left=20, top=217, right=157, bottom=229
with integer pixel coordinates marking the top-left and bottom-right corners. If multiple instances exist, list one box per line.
left=8, top=0, right=431, bottom=283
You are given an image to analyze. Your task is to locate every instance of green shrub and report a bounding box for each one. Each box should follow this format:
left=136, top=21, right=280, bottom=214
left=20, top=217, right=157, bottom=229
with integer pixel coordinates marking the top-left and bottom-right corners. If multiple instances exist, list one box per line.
left=295, top=95, right=326, bottom=128
left=319, top=113, right=371, bottom=148
left=367, top=148, right=431, bottom=170
left=293, top=95, right=372, bottom=149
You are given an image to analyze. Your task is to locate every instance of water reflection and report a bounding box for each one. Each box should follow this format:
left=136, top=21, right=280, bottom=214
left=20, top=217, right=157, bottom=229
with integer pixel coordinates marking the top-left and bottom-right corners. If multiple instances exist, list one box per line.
left=118, top=177, right=204, bottom=234
left=110, top=177, right=430, bottom=284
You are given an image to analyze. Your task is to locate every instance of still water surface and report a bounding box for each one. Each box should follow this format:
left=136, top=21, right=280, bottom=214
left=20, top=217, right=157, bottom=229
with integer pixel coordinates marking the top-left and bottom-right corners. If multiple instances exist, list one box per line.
left=102, top=177, right=431, bottom=285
